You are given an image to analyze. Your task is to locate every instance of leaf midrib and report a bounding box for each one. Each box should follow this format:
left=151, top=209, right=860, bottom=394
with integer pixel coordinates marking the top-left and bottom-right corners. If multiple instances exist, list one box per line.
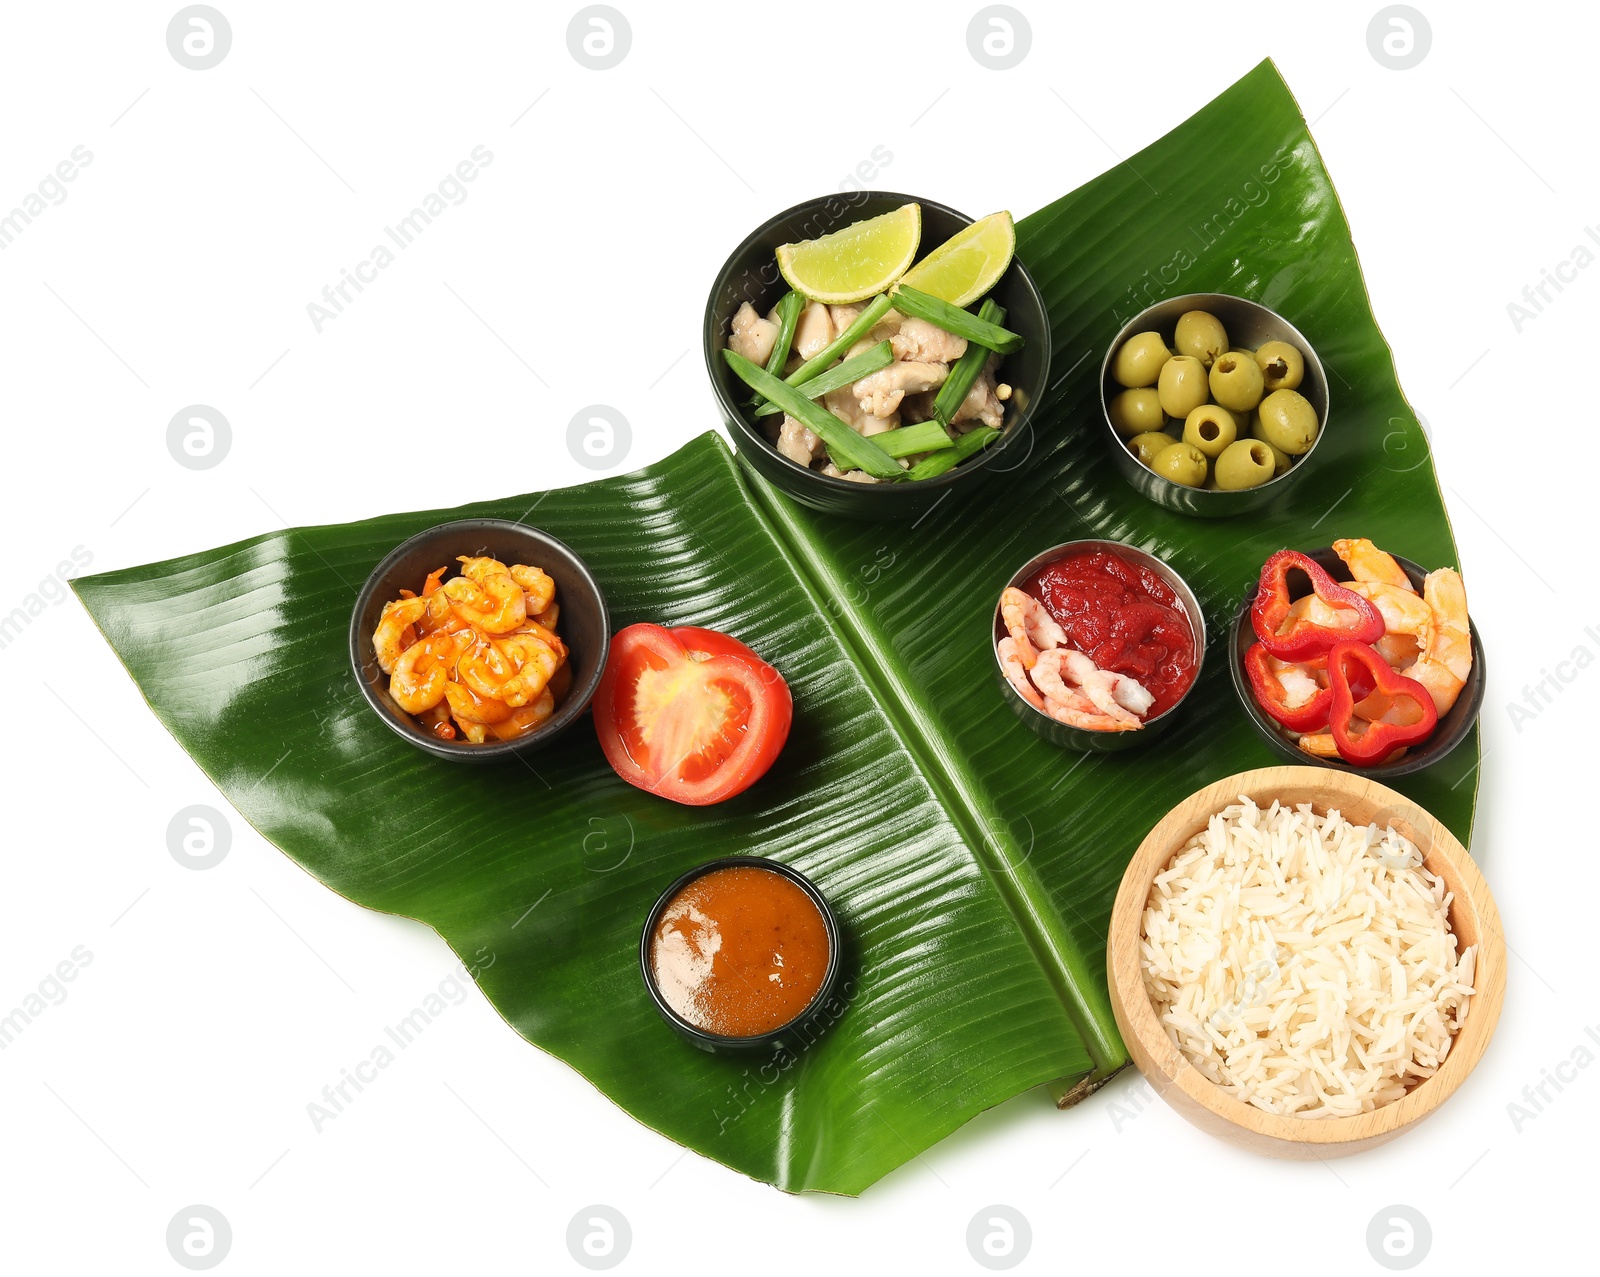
left=737, top=457, right=1125, bottom=1078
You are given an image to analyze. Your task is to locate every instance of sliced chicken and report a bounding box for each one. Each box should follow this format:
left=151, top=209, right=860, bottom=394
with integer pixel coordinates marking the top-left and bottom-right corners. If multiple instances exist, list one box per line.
left=728, top=302, right=779, bottom=366
left=825, top=387, right=897, bottom=436
left=854, top=361, right=949, bottom=419
left=776, top=416, right=822, bottom=467
left=821, top=464, right=880, bottom=484
left=952, top=354, right=1005, bottom=429
left=827, top=303, right=862, bottom=336
left=794, top=301, right=834, bottom=360
left=892, top=316, right=967, bottom=364
left=846, top=309, right=903, bottom=359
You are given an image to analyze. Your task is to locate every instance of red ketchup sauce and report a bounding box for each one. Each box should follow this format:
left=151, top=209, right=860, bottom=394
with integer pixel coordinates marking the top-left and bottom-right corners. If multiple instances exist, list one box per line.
left=1022, top=550, right=1197, bottom=717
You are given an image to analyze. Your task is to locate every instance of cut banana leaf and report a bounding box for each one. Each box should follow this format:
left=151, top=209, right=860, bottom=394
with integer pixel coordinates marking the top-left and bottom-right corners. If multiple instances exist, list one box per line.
left=74, top=59, right=1477, bottom=1196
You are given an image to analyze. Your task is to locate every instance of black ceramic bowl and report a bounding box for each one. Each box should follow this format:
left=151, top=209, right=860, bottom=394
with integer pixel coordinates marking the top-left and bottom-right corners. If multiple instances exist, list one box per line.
left=640, top=856, right=843, bottom=1055
left=1100, top=293, right=1330, bottom=518
left=1229, top=547, right=1486, bottom=779
left=992, top=539, right=1206, bottom=752
left=349, top=518, right=609, bottom=762
left=703, top=191, right=1051, bottom=519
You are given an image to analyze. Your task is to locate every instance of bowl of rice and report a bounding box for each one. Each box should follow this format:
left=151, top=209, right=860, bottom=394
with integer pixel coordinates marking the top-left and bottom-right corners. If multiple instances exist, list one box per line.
left=1107, top=765, right=1505, bottom=1158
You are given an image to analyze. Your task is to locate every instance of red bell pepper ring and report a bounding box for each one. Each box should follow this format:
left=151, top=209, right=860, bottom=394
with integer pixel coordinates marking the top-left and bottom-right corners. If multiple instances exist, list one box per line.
left=1327, top=640, right=1438, bottom=765
left=1244, top=642, right=1332, bottom=732
left=1251, top=550, right=1384, bottom=661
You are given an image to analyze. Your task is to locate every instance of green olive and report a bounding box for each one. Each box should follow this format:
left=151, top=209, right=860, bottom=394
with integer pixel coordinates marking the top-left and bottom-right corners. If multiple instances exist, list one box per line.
left=1157, top=355, right=1209, bottom=418
left=1255, top=340, right=1305, bottom=392
left=1112, top=332, right=1171, bottom=388
left=1248, top=417, right=1294, bottom=475
left=1128, top=431, right=1177, bottom=466
left=1108, top=387, right=1165, bottom=435
left=1182, top=403, right=1237, bottom=459
left=1208, top=351, right=1264, bottom=412
left=1213, top=438, right=1277, bottom=490
left=1256, top=388, right=1319, bottom=455
left=1173, top=310, right=1229, bottom=366
left=1150, top=441, right=1208, bottom=488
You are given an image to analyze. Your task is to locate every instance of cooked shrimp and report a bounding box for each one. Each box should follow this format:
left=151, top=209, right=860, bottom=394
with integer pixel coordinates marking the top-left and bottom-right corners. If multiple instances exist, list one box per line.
left=509, top=563, right=556, bottom=615
left=1031, top=652, right=1140, bottom=732
left=417, top=700, right=456, bottom=741
left=1263, top=652, right=1324, bottom=708
left=1345, top=580, right=1433, bottom=638
left=1297, top=732, right=1341, bottom=758
left=457, top=555, right=510, bottom=584
left=1057, top=650, right=1145, bottom=727
left=390, top=632, right=469, bottom=713
left=374, top=596, right=428, bottom=674
left=533, top=601, right=560, bottom=630
left=443, top=678, right=513, bottom=726
left=1374, top=632, right=1421, bottom=669
left=1405, top=568, right=1472, bottom=714
left=442, top=570, right=526, bottom=634
left=1335, top=538, right=1416, bottom=593
left=1000, top=587, right=1066, bottom=668
left=997, top=636, right=1044, bottom=709
left=485, top=689, right=556, bottom=741
left=460, top=633, right=561, bottom=709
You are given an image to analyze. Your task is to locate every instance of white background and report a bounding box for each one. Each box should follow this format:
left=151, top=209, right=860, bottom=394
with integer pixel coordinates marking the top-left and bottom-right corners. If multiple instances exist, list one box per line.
left=0, top=2, right=1590, bottom=1272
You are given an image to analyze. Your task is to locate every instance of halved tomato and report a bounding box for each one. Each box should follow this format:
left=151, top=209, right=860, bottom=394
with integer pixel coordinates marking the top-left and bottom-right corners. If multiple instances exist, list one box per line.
left=592, top=624, right=792, bottom=806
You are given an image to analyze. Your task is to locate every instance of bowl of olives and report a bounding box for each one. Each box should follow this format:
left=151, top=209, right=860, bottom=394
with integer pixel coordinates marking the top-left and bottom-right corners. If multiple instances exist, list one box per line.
left=1099, top=293, right=1329, bottom=518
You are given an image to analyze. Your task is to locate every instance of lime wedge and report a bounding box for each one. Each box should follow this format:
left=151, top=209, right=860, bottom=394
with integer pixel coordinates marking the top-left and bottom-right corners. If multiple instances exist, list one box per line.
left=895, top=211, right=1015, bottom=308
left=776, top=203, right=922, bottom=304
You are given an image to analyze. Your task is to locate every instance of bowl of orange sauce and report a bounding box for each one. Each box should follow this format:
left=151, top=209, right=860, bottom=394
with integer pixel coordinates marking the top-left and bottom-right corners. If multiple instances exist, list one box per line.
left=640, top=856, right=843, bottom=1054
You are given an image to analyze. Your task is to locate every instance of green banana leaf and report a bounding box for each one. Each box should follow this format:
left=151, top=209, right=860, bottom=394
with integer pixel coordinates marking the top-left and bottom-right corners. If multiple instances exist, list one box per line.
left=74, top=59, right=1477, bottom=1196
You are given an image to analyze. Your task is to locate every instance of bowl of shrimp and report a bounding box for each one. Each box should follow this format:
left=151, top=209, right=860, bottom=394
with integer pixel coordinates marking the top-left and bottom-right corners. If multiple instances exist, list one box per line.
left=1228, top=538, right=1485, bottom=779
left=992, top=539, right=1207, bottom=752
left=349, top=518, right=610, bottom=762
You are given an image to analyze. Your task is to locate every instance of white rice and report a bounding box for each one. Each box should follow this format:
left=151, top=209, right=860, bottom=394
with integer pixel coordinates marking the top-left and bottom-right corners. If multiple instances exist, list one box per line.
left=1140, top=797, right=1475, bottom=1118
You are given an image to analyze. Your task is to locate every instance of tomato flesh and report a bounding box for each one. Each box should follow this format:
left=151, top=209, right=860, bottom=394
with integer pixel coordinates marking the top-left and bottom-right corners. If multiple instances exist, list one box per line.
left=593, top=624, right=791, bottom=806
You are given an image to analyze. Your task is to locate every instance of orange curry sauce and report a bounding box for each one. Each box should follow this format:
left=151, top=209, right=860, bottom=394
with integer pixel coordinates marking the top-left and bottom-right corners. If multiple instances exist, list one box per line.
left=650, top=866, right=830, bottom=1037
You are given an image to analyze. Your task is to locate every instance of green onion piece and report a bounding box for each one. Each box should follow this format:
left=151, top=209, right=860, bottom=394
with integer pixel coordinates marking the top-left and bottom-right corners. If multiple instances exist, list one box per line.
left=763, top=291, right=804, bottom=377
left=892, top=287, right=1023, bottom=354
left=752, top=341, right=893, bottom=417
left=749, top=291, right=805, bottom=407
left=785, top=294, right=894, bottom=389
left=932, top=299, right=1006, bottom=426
left=723, top=349, right=903, bottom=480
left=907, top=426, right=1000, bottom=481
left=874, top=420, right=955, bottom=459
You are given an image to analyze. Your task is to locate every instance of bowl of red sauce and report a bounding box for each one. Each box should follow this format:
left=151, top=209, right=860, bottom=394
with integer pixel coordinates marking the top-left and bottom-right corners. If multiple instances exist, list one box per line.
left=640, top=856, right=843, bottom=1054
left=991, top=539, right=1205, bottom=751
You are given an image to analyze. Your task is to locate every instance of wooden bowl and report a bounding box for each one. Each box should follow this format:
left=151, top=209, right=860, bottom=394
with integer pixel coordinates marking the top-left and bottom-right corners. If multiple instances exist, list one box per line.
left=1107, top=765, right=1505, bottom=1158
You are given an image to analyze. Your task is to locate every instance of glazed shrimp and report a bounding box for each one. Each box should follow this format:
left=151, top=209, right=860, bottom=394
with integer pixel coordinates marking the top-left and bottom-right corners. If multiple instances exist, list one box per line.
left=510, top=564, right=556, bottom=616
left=1405, top=568, right=1472, bottom=714
left=456, top=555, right=511, bottom=584
left=1000, top=587, right=1066, bottom=667
left=485, top=688, right=556, bottom=741
left=997, top=636, right=1045, bottom=709
left=1334, top=538, right=1416, bottom=593
left=460, top=633, right=561, bottom=709
left=373, top=596, right=428, bottom=674
left=390, top=631, right=469, bottom=713
left=442, top=570, right=526, bottom=634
